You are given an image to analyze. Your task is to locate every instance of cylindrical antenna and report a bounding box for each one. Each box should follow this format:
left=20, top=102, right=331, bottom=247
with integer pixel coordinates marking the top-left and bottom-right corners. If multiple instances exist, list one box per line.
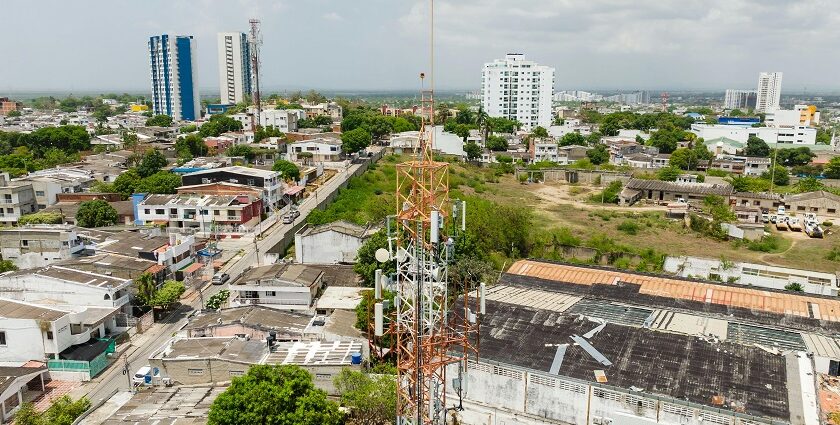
left=430, top=210, right=440, bottom=244
left=374, top=302, right=384, bottom=336
left=374, top=269, right=382, bottom=299
left=461, top=200, right=467, bottom=232
left=480, top=282, right=486, bottom=315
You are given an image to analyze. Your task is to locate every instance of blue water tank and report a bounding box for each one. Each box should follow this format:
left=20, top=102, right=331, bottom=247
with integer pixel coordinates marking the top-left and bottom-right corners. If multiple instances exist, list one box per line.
left=350, top=352, right=362, bottom=365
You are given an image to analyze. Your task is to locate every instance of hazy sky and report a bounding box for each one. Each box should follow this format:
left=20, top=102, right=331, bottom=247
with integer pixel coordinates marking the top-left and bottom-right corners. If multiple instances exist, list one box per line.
left=2, top=0, right=839, bottom=93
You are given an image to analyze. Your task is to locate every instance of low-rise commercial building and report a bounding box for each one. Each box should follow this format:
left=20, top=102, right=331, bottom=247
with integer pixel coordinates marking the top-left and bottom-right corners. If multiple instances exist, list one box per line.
left=0, top=266, right=131, bottom=310
left=691, top=123, right=817, bottom=146
left=707, top=154, right=771, bottom=176
left=136, top=193, right=263, bottom=235
left=229, top=263, right=324, bottom=310
left=183, top=306, right=315, bottom=341
left=287, top=138, right=343, bottom=162
left=619, top=178, right=733, bottom=206
left=0, top=225, right=85, bottom=269
left=181, top=166, right=282, bottom=212
left=295, top=221, right=376, bottom=264
left=93, top=231, right=195, bottom=277
left=447, top=259, right=832, bottom=425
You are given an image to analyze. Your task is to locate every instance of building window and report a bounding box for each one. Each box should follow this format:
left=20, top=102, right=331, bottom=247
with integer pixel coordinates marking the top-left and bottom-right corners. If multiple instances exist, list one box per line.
left=144, top=209, right=150, bottom=214
left=0, top=331, right=6, bottom=345
left=188, top=368, right=204, bottom=375
left=46, top=331, right=53, bottom=340
left=266, top=291, right=276, bottom=297
left=155, top=209, right=164, bottom=214
left=35, top=191, right=45, bottom=197
left=230, top=370, right=245, bottom=377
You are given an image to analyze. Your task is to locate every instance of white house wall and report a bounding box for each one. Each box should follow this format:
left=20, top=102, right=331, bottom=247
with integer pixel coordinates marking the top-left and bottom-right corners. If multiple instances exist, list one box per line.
left=295, top=230, right=364, bottom=264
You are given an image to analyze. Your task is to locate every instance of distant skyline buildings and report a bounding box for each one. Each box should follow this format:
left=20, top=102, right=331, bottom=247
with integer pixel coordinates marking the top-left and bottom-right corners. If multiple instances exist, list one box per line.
left=217, top=32, right=252, bottom=105
left=148, top=34, right=199, bottom=121
left=756, top=72, right=783, bottom=113
left=723, top=89, right=757, bottom=110
left=481, top=54, right=554, bottom=131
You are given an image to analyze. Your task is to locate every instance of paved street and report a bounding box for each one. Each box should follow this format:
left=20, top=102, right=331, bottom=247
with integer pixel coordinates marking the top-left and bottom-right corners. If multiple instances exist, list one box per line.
left=75, top=148, right=382, bottom=404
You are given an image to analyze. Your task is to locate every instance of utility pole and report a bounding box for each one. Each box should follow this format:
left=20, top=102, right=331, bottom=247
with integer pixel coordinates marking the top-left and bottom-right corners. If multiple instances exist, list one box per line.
left=122, top=354, right=134, bottom=393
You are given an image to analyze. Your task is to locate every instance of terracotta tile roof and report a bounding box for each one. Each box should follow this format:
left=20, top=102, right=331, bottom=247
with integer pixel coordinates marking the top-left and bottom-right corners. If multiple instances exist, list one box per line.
left=507, top=260, right=840, bottom=322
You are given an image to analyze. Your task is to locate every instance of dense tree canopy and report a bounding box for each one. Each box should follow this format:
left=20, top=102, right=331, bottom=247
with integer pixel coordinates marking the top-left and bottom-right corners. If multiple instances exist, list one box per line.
left=464, top=141, right=482, bottom=160
left=531, top=126, right=549, bottom=138
left=647, top=127, right=686, bottom=154
left=485, top=135, right=508, bottom=151
left=774, top=147, right=815, bottom=167
left=76, top=200, right=118, bottom=228
left=226, top=145, right=255, bottom=161
left=137, top=150, right=168, bottom=177
left=823, top=157, right=840, bottom=179
left=175, top=134, right=209, bottom=159
left=762, top=165, right=790, bottom=186
left=334, top=369, right=396, bottom=425
left=272, top=160, right=300, bottom=181
left=13, top=395, right=90, bottom=425
left=208, top=365, right=342, bottom=425
left=199, top=115, right=243, bottom=137
left=586, top=144, right=609, bottom=165
left=340, top=107, right=420, bottom=140
left=341, top=127, right=372, bottom=153
left=559, top=132, right=586, bottom=147
left=145, top=114, right=173, bottom=127
left=669, top=147, right=698, bottom=170
left=745, top=135, right=770, bottom=157
left=354, top=230, right=396, bottom=286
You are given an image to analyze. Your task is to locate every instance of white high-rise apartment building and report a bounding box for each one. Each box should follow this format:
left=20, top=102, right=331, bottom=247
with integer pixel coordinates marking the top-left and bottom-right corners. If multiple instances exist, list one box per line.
left=723, top=89, right=757, bottom=110
left=756, top=72, right=782, bottom=113
left=149, top=34, right=199, bottom=121
left=217, top=32, right=252, bottom=105
left=481, top=54, right=554, bottom=131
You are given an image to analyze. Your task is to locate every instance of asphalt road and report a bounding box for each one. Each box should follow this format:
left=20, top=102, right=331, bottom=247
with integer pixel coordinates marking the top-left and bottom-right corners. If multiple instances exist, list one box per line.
left=78, top=149, right=381, bottom=404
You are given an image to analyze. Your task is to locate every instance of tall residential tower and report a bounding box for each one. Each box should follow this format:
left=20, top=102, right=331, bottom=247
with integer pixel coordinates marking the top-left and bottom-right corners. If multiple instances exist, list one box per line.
left=481, top=54, right=554, bottom=131
left=148, top=35, right=199, bottom=121
left=756, top=72, right=783, bottom=113
left=217, top=32, right=252, bottom=105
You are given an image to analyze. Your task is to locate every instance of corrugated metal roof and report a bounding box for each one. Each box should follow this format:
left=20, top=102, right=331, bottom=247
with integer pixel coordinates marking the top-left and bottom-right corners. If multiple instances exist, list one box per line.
left=507, top=260, right=840, bottom=323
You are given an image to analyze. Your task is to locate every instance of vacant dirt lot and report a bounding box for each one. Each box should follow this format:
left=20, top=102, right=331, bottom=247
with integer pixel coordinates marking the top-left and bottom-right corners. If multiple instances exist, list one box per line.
left=486, top=176, right=840, bottom=273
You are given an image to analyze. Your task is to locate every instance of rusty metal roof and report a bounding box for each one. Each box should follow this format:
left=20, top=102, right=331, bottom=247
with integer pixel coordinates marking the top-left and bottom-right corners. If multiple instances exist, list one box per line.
left=507, top=260, right=840, bottom=322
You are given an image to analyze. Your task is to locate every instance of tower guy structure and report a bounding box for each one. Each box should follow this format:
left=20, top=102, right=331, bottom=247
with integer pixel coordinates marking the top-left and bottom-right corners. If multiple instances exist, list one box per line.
left=386, top=1, right=481, bottom=423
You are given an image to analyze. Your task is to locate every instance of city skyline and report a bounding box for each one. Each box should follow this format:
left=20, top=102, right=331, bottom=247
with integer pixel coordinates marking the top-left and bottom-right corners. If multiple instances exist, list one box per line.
left=2, top=0, right=840, bottom=93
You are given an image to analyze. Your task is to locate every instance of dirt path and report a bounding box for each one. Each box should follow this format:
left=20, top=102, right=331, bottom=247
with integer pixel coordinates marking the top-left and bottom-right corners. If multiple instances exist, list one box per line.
left=529, top=184, right=666, bottom=212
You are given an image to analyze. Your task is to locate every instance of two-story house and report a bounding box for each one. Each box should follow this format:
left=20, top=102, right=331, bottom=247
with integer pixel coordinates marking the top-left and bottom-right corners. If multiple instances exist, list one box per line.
left=288, top=138, right=343, bottom=162
left=136, top=193, right=263, bottom=235
left=181, top=166, right=282, bottom=212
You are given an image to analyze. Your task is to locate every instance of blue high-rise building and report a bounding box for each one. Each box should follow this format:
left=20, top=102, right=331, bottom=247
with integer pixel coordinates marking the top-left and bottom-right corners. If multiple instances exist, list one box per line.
left=148, top=34, right=199, bottom=122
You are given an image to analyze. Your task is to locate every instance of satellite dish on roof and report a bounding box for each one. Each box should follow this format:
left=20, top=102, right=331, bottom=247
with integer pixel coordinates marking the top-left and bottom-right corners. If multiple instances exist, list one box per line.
left=375, top=248, right=390, bottom=263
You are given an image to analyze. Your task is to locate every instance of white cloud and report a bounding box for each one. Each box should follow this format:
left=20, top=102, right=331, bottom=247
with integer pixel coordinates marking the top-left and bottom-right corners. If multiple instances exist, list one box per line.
left=322, top=12, right=343, bottom=21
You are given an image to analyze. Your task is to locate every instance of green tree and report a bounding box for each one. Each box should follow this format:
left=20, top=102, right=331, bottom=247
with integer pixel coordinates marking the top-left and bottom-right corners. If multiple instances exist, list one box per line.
left=485, top=135, right=508, bottom=151
left=824, top=157, right=840, bottom=179
left=797, top=177, right=824, bottom=193
left=816, top=128, right=832, bottom=145
left=206, top=289, right=230, bottom=310
left=145, top=114, right=173, bottom=127
left=0, top=260, right=17, bottom=273
left=199, top=115, right=243, bottom=137
left=531, top=126, right=549, bottom=138
left=150, top=280, right=185, bottom=309
left=586, top=144, right=609, bottom=165
left=254, top=125, right=284, bottom=143
left=175, top=134, right=208, bottom=159
left=18, top=211, right=63, bottom=225
left=354, top=230, right=396, bottom=286
left=762, top=165, right=790, bottom=186
left=774, top=147, right=815, bottom=167
left=113, top=169, right=141, bottom=198
left=559, top=132, right=586, bottom=147
left=135, top=272, right=156, bottom=306
left=305, top=90, right=328, bottom=104
left=334, top=369, right=397, bottom=425
left=208, top=365, right=342, bottom=425
left=464, top=142, right=482, bottom=160
left=137, top=150, right=168, bottom=177
left=7, top=110, right=22, bottom=118
left=729, top=109, right=744, bottom=117
left=226, top=145, right=255, bottom=161
left=272, top=160, right=301, bottom=181
left=744, top=135, right=770, bottom=157
left=668, top=147, right=698, bottom=170
left=76, top=200, right=118, bottom=228
left=656, top=166, right=682, bottom=181
left=341, top=127, right=372, bottom=153
left=136, top=171, right=182, bottom=194
left=485, top=117, right=520, bottom=134
left=586, top=132, right=603, bottom=145
left=14, top=395, right=90, bottom=425
left=453, top=123, right=472, bottom=141
left=648, top=128, right=683, bottom=154
left=179, top=124, right=198, bottom=133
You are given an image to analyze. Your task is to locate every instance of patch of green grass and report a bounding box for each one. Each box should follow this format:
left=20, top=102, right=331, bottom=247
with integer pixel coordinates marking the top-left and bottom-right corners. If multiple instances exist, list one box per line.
left=617, top=220, right=640, bottom=235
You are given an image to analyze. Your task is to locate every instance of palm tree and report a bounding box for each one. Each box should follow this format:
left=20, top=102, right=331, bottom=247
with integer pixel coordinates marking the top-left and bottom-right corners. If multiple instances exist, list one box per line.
left=475, top=106, right=490, bottom=141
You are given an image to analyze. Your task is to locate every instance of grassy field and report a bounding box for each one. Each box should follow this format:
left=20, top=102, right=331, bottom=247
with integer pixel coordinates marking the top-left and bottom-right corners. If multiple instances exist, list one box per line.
left=315, top=153, right=840, bottom=273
